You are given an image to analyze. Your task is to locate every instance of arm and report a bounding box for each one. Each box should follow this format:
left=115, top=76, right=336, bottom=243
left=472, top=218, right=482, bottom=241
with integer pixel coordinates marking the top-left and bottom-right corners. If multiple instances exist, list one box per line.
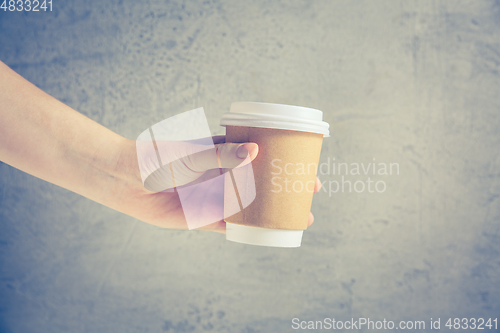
left=0, top=60, right=316, bottom=233
left=0, top=60, right=138, bottom=212
left=0, top=60, right=245, bottom=233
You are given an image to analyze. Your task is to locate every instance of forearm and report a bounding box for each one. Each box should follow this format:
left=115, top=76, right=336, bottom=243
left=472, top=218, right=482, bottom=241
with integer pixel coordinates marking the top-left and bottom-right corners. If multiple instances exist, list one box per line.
left=0, top=61, right=139, bottom=209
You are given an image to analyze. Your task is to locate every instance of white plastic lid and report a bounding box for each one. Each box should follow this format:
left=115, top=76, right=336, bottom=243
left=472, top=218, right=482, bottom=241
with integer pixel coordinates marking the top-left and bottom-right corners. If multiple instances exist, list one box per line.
left=225, top=222, right=304, bottom=248
left=220, top=102, right=330, bottom=137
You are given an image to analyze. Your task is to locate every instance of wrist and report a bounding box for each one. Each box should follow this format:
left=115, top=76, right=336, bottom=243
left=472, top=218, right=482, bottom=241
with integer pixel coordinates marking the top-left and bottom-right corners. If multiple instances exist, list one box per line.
left=102, top=137, right=165, bottom=220
left=67, top=136, right=145, bottom=211
left=114, top=138, right=143, bottom=190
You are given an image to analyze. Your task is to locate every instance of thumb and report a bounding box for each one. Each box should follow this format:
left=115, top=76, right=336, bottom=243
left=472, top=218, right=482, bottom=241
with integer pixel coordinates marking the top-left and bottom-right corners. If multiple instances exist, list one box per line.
left=184, top=142, right=258, bottom=172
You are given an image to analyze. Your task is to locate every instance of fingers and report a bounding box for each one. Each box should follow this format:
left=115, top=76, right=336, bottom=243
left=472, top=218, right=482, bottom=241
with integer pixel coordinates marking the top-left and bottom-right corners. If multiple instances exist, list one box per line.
left=212, top=135, right=226, bottom=145
left=183, top=142, right=258, bottom=172
left=203, top=214, right=314, bottom=234
left=307, top=179, right=321, bottom=227
left=307, top=212, right=314, bottom=227
left=306, top=178, right=321, bottom=226
left=314, top=177, right=322, bottom=193
left=196, top=220, right=227, bottom=234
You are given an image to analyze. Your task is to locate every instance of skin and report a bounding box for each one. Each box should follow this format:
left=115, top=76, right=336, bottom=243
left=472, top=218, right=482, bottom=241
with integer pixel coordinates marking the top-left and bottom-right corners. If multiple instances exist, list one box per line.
left=0, top=60, right=321, bottom=234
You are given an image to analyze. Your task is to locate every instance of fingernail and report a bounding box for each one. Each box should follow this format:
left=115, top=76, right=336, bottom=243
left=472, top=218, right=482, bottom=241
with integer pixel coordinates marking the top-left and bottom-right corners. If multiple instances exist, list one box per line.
left=236, top=145, right=249, bottom=159
left=236, top=143, right=258, bottom=159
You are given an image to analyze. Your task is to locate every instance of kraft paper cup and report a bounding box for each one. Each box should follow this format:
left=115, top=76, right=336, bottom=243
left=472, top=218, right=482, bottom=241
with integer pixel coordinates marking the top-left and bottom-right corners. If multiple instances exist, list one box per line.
left=220, top=102, right=329, bottom=247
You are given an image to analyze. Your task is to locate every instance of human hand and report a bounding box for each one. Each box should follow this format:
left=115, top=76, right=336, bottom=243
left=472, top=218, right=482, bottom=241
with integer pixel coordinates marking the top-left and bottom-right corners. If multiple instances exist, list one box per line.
left=0, top=61, right=320, bottom=235
left=113, top=136, right=322, bottom=234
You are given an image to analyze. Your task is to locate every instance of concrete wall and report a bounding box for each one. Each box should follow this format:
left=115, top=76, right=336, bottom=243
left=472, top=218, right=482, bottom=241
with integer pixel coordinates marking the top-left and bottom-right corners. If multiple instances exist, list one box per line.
left=0, top=1, right=499, bottom=332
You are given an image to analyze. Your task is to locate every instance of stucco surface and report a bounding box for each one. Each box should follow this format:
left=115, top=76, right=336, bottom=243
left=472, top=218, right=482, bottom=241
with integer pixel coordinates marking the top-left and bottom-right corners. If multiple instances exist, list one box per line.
left=0, top=1, right=499, bottom=332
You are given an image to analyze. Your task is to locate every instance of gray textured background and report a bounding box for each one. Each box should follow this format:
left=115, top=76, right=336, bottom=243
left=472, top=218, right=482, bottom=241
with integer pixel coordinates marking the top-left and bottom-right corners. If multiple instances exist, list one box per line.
left=1, top=1, right=500, bottom=332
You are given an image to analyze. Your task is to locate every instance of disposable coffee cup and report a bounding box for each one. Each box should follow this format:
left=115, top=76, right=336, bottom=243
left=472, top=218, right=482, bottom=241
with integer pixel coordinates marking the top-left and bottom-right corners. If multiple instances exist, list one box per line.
left=220, top=102, right=329, bottom=247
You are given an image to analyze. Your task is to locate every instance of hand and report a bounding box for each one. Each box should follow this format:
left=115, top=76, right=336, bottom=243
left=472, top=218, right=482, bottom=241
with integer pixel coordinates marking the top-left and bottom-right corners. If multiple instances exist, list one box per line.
left=0, top=62, right=321, bottom=233
left=0, top=61, right=322, bottom=236
left=112, top=136, right=323, bottom=234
